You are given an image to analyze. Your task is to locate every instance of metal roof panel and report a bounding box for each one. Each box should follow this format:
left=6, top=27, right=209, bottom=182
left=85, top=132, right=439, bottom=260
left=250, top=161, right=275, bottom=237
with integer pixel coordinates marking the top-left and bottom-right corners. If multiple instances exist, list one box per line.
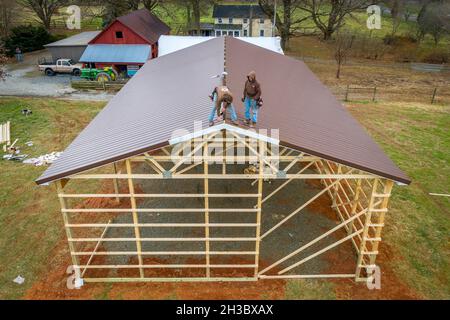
left=225, top=37, right=410, bottom=184
left=36, top=37, right=410, bottom=185
left=36, top=37, right=225, bottom=184
left=45, top=31, right=101, bottom=47
left=79, top=44, right=151, bottom=63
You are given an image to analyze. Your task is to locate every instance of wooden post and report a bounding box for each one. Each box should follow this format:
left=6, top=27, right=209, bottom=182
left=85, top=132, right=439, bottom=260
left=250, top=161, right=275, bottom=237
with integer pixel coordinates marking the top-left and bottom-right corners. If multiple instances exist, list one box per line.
left=369, top=180, right=394, bottom=266
left=222, top=129, right=226, bottom=175
left=0, top=121, right=10, bottom=146
left=203, top=141, right=211, bottom=277
left=332, top=165, right=342, bottom=208
left=345, top=85, right=350, bottom=101
left=372, top=87, right=377, bottom=102
left=348, top=179, right=362, bottom=236
left=56, top=180, right=80, bottom=270
left=113, top=162, right=120, bottom=203
left=254, top=140, right=264, bottom=277
left=431, top=87, right=437, bottom=104
left=355, top=179, right=379, bottom=280
left=125, top=160, right=144, bottom=278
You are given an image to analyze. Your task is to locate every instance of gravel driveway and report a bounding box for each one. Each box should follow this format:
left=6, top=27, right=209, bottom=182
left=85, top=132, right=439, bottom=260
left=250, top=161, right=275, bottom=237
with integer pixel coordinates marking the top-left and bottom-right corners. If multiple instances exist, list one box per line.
left=0, top=50, right=114, bottom=101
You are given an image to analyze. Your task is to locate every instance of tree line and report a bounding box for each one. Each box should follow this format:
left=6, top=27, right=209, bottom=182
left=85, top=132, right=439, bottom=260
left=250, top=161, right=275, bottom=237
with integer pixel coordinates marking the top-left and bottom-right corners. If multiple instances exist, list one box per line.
left=0, top=1, right=449, bottom=48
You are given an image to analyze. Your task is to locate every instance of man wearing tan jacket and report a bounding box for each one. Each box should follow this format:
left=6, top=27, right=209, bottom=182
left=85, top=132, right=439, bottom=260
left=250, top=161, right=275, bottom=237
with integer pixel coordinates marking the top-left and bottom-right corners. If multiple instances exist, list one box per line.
left=208, top=85, right=238, bottom=126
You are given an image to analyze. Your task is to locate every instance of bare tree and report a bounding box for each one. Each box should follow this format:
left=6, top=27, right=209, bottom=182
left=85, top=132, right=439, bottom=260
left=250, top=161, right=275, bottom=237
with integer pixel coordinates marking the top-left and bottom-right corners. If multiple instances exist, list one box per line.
left=190, top=0, right=200, bottom=33
left=298, top=0, right=374, bottom=40
left=0, top=0, right=19, bottom=37
left=0, top=46, right=7, bottom=80
left=334, top=32, right=354, bottom=78
left=402, top=6, right=412, bottom=22
left=417, top=2, right=450, bottom=45
left=186, top=0, right=214, bottom=34
left=259, top=0, right=310, bottom=50
left=388, top=0, right=404, bottom=36
left=101, top=0, right=132, bottom=26
left=127, top=0, right=141, bottom=10
left=142, top=0, right=160, bottom=12
left=166, top=0, right=213, bottom=33
left=20, top=0, right=69, bottom=30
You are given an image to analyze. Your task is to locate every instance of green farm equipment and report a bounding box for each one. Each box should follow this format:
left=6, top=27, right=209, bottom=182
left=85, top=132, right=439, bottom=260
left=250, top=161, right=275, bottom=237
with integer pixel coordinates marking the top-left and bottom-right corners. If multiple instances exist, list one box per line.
left=81, top=67, right=118, bottom=82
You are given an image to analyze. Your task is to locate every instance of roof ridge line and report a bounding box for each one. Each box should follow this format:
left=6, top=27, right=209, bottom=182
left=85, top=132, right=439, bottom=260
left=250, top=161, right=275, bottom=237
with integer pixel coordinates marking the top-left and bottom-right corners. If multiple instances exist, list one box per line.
left=223, top=36, right=227, bottom=77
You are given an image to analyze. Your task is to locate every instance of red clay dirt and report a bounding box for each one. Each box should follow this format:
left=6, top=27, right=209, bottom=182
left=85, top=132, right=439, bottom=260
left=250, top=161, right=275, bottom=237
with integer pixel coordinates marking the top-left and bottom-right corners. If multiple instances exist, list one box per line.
left=324, top=239, right=422, bottom=299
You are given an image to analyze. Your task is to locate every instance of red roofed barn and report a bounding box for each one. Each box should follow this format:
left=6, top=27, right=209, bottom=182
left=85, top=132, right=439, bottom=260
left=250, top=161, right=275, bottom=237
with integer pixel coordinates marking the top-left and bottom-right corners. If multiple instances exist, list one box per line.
left=80, top=9, right=170, bottom=76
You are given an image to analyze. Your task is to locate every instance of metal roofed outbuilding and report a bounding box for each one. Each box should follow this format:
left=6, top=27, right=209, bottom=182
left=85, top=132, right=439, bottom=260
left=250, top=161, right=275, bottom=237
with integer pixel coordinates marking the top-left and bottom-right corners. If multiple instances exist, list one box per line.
left=80, top=44, right=152, bottom=64
left=37, top=37, right=409, bottom=185
left=44, top=31, right=101, bottom=62
left=158, top=35, right=284, bottom=57
left=36, top=37, right=410, bottom=285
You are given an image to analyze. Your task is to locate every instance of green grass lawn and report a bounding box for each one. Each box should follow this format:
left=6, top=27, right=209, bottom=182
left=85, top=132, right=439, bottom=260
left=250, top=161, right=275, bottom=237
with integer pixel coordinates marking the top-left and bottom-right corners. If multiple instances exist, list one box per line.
left=0, top=96, right=448, bottom=299
left=348, top=101, right=450, bottom=299
left=0, top=98, right=105, bottom=299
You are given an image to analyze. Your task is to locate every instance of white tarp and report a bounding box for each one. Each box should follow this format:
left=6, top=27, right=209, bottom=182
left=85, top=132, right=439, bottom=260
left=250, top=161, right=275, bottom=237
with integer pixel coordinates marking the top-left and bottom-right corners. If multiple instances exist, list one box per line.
left=158, top=36, right=284, bottom=57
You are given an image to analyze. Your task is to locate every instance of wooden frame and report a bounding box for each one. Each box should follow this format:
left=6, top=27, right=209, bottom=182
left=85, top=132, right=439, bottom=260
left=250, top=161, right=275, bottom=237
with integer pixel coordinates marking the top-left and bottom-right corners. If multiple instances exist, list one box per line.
left=0, top=121, right=11, bottom=149
left=54, top=130, right=395, bottom=284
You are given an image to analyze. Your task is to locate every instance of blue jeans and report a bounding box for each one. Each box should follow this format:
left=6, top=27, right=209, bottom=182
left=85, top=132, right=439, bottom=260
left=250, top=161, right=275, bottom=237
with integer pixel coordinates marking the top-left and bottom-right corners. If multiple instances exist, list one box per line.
left=244, top=97, right=258, bottom=123
left=208, top=93, right=237, bottom=122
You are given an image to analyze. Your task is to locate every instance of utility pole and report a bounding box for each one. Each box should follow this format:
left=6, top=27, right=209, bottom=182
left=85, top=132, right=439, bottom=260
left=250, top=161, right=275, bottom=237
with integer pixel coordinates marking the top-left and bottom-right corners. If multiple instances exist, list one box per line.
left=272, top=0, right=277, bottom=36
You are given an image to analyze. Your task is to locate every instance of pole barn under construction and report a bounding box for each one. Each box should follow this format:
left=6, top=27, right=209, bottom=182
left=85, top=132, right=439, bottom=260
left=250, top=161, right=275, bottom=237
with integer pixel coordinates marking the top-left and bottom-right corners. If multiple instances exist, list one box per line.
left=36, top=37, right=410, bottom=285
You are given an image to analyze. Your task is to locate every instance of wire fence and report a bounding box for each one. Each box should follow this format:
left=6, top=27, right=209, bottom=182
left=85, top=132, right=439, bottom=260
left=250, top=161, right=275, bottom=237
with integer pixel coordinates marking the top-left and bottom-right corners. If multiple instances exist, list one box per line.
left=330, top=85, right=450, bottom=105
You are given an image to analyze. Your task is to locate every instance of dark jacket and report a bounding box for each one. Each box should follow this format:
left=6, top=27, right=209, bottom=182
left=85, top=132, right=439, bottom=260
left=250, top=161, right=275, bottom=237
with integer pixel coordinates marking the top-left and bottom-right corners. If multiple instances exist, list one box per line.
left=243, top=71, right=262, bottom=101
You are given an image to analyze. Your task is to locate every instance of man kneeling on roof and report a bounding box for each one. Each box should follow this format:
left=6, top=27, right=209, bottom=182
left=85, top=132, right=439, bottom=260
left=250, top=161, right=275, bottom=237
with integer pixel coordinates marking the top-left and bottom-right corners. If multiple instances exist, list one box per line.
left=208, top=85, right=238, bottom=126
left=242, top=71, right=263, bottom=128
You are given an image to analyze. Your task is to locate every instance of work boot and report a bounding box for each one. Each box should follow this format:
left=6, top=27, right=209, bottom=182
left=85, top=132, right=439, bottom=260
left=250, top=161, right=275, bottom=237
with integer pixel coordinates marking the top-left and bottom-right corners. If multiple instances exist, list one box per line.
left=231, top=120, right=239, bottom=126
left=209, top=121, right=214, bottom=127
left=244, top=119, right=250, bottom=126
left=250, top=121, right=256, bottom=128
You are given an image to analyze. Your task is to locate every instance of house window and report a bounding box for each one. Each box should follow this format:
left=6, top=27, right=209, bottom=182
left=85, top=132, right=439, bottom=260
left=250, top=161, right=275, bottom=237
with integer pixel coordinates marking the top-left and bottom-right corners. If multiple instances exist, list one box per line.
left=228, top=31, right=233, bottom=36
left=116, top=31, right=123, bottom=39
left=234, top=31, right=240, bottom=37
left=260, top=29, right=265, bottom=36
left=243, top=18, right=248, bottom=24
left=243, top=29, right=248, bottom=37
left=218, top=18, right=222, bottom=23
left=259, top=18, right=264, bottom=24
left=229, top=18, right=233, bottom=24
left=216, top=30, right=221, bottom=37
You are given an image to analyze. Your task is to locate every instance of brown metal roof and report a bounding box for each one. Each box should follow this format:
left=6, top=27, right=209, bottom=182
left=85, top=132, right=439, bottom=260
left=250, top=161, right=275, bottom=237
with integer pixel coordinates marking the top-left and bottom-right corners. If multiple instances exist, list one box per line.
left=225, top=37, right=410, bottom=184
left=117, top=9, right=170, bottom=44
left=36, top=37, right=224, bottom=185
left=36, top=37, right=410, bottom=185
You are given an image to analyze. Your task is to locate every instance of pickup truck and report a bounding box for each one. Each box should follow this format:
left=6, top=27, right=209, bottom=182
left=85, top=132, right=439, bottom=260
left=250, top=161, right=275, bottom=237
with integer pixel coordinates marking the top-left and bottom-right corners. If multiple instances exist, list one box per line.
left=38, top=58, right=83, bottom=77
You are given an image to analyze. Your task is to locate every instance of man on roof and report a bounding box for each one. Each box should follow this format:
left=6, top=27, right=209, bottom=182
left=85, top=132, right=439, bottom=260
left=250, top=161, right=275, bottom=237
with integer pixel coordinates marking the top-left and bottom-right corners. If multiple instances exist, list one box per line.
left=208, top=73, right=238, bottom=126
left=242, top=71, right=263, bottom=128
